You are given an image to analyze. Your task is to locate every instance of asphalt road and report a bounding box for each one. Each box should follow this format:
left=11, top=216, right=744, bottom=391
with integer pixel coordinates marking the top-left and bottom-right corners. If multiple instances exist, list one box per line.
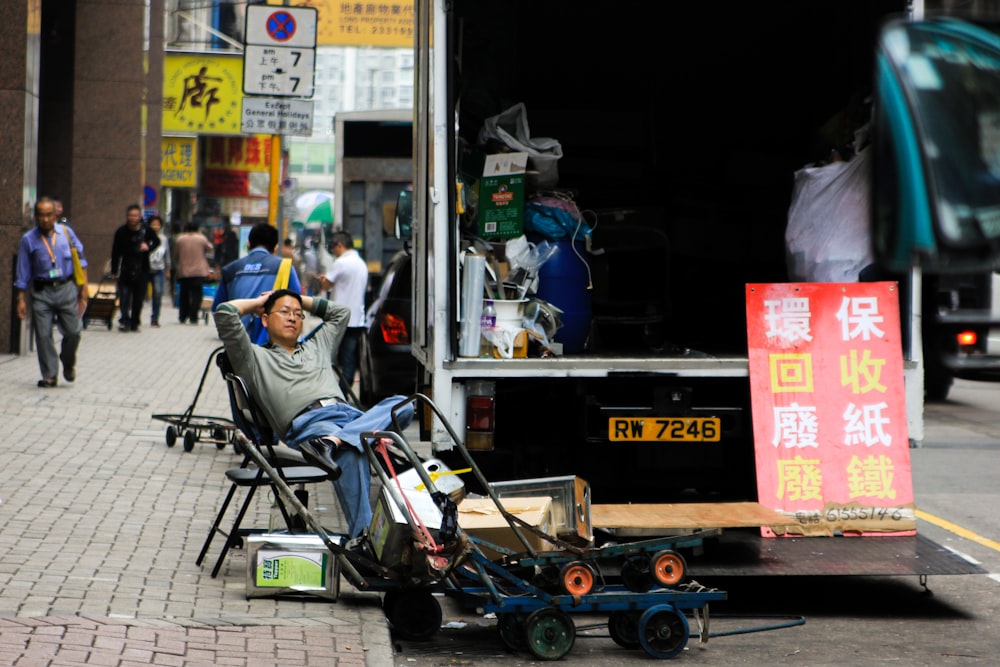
left=389, top=378, right=1000, bottom=666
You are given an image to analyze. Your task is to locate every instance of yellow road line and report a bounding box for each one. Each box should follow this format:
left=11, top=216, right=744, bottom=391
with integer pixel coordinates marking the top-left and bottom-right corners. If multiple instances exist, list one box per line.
left=916, top=509, right=1000, bottom=552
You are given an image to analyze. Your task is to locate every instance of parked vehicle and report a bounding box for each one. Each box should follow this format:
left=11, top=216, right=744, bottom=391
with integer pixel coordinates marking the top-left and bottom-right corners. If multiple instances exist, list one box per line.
left=408, top=0, right=946, bottom=502
left=359, top=247, right=417, bottom=406
left=871, top=16, right=1000, bottom=397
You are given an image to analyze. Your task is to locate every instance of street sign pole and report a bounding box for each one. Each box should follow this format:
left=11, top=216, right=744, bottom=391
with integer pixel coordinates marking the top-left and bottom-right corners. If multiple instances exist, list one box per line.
left=244, top=3, right=317, bottom=233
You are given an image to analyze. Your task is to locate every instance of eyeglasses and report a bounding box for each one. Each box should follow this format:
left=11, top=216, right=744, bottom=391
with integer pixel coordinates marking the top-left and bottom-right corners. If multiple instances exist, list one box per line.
left=271, top=308, right=305, bottom=321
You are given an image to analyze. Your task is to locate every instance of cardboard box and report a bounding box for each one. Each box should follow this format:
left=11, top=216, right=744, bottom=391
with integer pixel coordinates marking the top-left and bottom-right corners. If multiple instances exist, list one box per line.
left=490, top=476, right=593, bottom=544
left=477, top=152, right=527, bottom=240
left=458, top=496, right=553, bottom=560
left=246, top=533, right=341, bottom=600
left=369, top=485, right=443, bottom=570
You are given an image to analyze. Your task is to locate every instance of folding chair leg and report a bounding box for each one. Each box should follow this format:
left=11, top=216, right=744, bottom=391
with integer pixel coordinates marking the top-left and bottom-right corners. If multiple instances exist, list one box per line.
left=196, top=482, right=240, bottom=567
left=210, top=485, right=261, bottom=578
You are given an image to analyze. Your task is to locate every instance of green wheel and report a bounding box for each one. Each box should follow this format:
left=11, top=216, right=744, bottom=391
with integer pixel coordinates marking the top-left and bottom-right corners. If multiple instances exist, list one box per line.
left=524, top=607, right=575, bottom=661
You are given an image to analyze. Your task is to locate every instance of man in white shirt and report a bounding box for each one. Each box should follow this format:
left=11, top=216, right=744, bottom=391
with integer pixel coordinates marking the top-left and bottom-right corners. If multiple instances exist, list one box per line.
left=320, top=231, right=368, bottom=391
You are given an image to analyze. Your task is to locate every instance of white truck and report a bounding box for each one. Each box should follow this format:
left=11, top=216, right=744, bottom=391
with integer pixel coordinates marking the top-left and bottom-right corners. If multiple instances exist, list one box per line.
left=403, top=0, right=999, bottom=509
left=332, top=109, right=413, bottom=281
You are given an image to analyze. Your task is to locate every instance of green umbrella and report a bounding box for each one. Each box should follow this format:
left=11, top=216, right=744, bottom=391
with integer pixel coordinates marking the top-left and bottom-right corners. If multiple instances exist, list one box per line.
left=295, top=198, right=333, bottom=225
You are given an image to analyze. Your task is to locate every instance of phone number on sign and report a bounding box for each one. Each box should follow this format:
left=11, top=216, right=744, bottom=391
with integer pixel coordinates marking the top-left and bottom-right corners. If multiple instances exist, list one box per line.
left=793, top=507, right=910, bottom=525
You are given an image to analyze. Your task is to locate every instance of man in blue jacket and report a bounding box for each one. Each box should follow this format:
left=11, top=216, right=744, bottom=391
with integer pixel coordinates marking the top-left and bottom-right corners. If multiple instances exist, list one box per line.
left=212, top=222, right=302, bottom=345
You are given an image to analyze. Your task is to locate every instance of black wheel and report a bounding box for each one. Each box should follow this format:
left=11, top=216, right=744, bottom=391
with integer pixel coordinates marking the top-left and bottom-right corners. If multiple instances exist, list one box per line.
left=496, top=612, right=528, bottom=652
left=382, top=589, right=400, bottom=619
left=524, top=607, right=575, bottom=661
left=384, top=588, right=442, bottom=641
left=621, top=554, right=654, bottom=593
left=532, top=564, right=561, bottom=592
left=608, top=610, right=642, bottom=649
left=638, top=604, right=689, bottom=659
left=183, top=430, right=196, bottom=452
left=213, top=428, right=228, bottom=449
left=165, top=425, right=177, bottom=447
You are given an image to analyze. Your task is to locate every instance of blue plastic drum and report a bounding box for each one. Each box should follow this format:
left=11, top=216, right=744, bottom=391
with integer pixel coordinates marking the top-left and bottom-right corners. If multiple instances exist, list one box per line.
left=535, top=239, right=592, bottom=353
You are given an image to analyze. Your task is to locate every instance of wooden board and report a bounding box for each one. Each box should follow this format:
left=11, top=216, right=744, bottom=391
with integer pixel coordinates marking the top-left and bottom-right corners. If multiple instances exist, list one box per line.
left=591, top=502, right=791, bottom=530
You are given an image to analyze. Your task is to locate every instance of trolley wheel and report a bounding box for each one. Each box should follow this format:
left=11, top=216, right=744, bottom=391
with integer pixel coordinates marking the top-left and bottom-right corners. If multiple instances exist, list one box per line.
left=381, top=589, right=400, bottom=619
left=608, top=609, right=642, bottom=649
left=213, top=428, right=228, bottom=449
left=652, top=549, right=687, bottom=588
left=621, top=554, right=654, bottom=593
left=165, top=425, right=178, bottom=447
left=560, top=560, right=597, bottom=596
left=496, top=612, right=529, bottom=652
left=384, top=588, right=442, bottom=641
left=638, top=604, right=689, bottom=659
left=183, top=430, right=196, bottom=452
left=532, top=564, right=561, bottom=592
left=524, top=607, right=575, bottom=661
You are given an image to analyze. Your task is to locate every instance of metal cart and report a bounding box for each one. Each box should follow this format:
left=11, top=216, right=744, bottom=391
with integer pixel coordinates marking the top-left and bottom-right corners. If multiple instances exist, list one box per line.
left=151, top=345, right=237, bottom=452
left=82, top=274, right=118, bottom=330
left=238, top=392, right=728, bottom=660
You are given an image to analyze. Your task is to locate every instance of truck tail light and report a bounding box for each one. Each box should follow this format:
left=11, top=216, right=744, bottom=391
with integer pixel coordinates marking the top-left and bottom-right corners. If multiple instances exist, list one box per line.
left=380, top=313, right=409, bottom=344
left=465, top=381, right=495, bottom=451
left=956, top=330, right=977, bottom=347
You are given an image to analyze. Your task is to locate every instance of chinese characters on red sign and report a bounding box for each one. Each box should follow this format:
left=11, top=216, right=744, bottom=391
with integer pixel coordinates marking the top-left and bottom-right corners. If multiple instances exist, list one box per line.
left=746, top=282, right=915, bottom=537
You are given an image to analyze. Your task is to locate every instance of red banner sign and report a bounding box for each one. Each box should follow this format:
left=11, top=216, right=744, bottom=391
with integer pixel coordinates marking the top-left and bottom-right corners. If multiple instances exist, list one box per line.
left=746, top=282, right=915, bottom=537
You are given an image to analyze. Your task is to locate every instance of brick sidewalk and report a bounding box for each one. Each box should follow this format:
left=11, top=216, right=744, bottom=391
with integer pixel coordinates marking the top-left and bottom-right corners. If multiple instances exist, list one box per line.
left=0, top=299, right=394, bottom=666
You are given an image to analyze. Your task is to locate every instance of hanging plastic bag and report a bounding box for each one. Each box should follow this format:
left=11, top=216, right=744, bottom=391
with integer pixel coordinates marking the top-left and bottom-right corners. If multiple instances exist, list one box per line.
left=785, top=146, right=873, bottom=282
left=479, top=103, right=563, bottom=189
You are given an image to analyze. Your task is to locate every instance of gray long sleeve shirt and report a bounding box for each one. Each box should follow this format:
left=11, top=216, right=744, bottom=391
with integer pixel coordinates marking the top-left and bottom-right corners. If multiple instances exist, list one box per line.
left=214, top=297, right=349, bottom=436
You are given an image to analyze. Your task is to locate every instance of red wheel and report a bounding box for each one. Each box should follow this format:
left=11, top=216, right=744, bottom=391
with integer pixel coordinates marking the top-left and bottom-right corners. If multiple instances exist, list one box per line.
left=560, top=561, right=596, bottom=596
left=652, top=549, right=687, bottom=588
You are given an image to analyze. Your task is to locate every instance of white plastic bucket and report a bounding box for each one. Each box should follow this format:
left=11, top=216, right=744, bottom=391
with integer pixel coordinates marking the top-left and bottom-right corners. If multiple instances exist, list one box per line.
left=492, top=298, right=527, bottom=328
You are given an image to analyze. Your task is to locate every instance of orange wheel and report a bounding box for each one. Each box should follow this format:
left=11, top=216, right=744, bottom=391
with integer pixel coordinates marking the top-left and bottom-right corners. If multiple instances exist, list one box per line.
left=560, top=561, right=596, bottom=596
left=652, top=550, right=687, bottom=588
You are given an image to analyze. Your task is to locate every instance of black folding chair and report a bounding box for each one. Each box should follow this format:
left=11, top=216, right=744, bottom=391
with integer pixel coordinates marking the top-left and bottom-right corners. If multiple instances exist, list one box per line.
left=195, top=353, right=332, bottom=578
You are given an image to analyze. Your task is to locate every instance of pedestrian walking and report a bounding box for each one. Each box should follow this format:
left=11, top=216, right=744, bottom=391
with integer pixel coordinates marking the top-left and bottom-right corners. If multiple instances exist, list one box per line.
left=319, top=230, right=368, bottom=390
left=147, top=214, right=171, bottom=327
left=110, top=203, right=159, bottom=332
left=174, top=221, right=214, bottom=324
left=214, top=218, right=240, bottom=267
left=14, top=196, right=89, bottom=387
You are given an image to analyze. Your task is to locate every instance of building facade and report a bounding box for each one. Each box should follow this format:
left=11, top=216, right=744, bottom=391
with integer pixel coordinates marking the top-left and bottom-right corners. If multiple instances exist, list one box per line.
left=0, top=0, right=162, bottom=354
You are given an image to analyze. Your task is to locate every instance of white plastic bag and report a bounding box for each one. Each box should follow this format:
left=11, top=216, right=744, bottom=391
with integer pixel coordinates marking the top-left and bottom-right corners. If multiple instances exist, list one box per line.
left=479, top=103, right=563, bottom=189
left=785, top=147, right=874, bottom=283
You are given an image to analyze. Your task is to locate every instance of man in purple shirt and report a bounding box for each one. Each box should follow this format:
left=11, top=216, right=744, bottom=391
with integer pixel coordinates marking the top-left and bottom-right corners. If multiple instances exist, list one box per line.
left=15, top=197, right=89, bottom=387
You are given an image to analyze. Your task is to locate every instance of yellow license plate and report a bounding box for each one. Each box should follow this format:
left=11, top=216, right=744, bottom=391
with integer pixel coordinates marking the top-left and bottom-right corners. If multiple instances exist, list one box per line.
left=608, top=417, right=721, bottom=442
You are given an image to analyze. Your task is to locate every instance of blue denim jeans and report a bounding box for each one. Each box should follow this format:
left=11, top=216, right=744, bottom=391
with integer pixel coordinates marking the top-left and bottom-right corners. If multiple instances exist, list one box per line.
left=149, top=270, right=165, bottom=323
left=285, top=396, right=414, bottom=538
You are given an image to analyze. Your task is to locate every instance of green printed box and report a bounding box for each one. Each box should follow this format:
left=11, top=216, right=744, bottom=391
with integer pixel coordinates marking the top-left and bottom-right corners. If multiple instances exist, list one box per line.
left=246, top=533, right=341, bottom=600
left=478, top=152, right=527, bottom=240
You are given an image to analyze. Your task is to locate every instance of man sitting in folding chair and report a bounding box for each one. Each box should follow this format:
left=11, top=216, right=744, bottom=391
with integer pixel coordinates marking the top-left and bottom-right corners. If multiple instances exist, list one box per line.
left=213, top=288, right=414, bottom=541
